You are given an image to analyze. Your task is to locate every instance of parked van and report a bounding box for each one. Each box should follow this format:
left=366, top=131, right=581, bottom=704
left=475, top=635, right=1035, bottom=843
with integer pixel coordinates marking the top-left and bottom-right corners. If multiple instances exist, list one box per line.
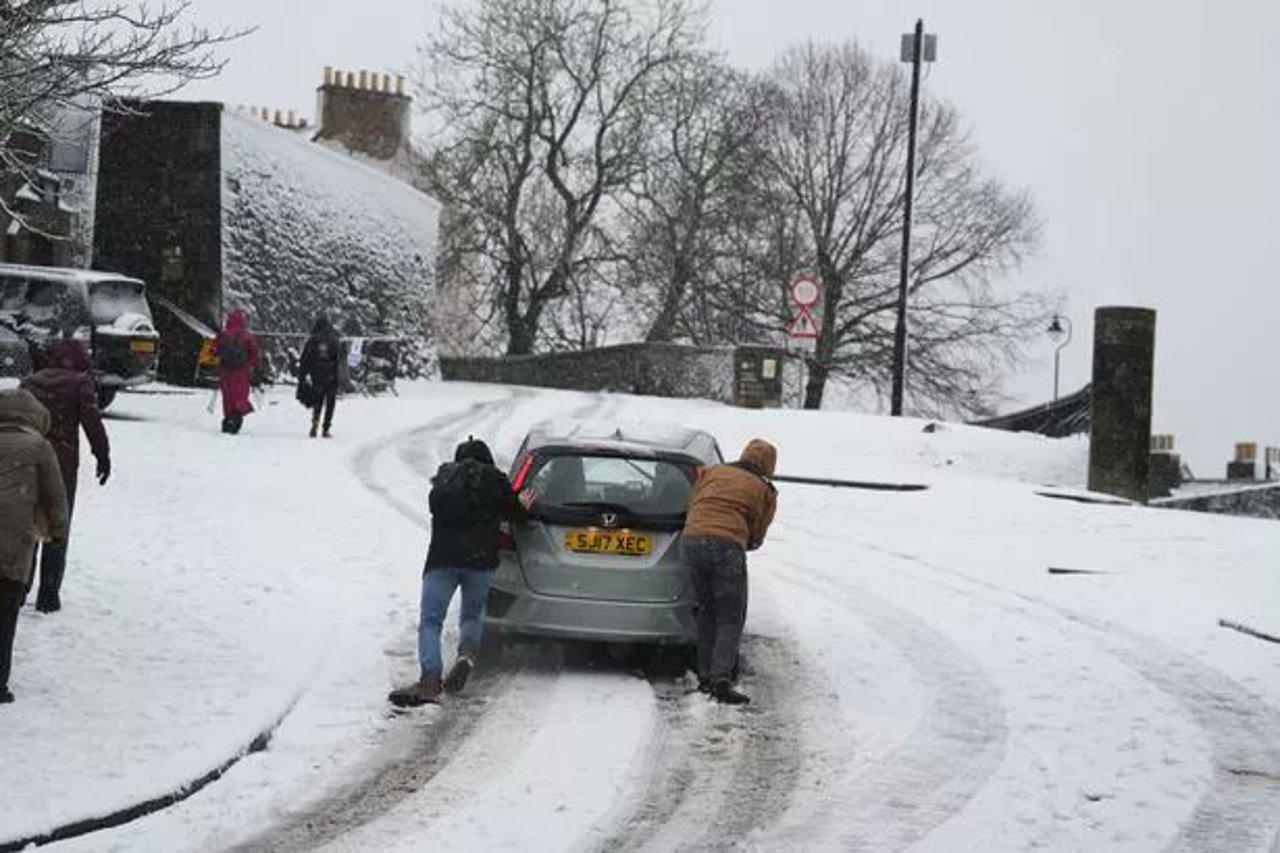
left=0, top=263, right=160, bottom=407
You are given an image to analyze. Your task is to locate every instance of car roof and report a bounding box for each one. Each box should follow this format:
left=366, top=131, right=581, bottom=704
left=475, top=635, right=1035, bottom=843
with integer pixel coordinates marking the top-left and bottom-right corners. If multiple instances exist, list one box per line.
left=0, top=263, right=145, bottom=287
left=523, top=421, right=723, bottom=465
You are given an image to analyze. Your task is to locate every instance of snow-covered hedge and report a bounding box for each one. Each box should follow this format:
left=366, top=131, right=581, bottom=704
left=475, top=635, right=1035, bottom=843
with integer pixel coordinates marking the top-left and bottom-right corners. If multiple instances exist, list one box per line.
left=220, top=114, right=439, bottom=377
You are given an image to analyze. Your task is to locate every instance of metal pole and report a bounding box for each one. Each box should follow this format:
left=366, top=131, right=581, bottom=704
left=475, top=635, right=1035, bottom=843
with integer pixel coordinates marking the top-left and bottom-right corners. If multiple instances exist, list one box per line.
left=890, top=18, right=924, bottom=417
left=1053, top=349, right=1061, bottom=402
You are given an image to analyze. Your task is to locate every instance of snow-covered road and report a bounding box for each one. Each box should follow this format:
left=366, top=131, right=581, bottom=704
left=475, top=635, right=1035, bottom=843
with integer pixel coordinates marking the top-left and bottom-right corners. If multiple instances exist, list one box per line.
left=3, top=381, right=1278, bottom=852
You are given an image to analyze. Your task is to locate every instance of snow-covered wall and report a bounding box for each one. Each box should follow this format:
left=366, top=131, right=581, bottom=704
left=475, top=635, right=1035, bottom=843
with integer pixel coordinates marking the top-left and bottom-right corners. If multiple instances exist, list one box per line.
left=221, top=113, right=439, bottom=375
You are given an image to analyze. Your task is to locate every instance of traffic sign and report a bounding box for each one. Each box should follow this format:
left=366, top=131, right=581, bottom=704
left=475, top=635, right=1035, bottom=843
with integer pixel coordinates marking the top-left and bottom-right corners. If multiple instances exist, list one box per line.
left=789, top=272, right=821, bottom=308
left=787, top=308, right=819, bottom=339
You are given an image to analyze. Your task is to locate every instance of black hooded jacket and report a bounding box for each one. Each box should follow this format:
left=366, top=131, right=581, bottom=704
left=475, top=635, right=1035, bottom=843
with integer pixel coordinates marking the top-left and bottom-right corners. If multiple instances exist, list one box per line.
left=425, top=439, right=526, bottom=571
left=300, top=317, right=342, bottom=390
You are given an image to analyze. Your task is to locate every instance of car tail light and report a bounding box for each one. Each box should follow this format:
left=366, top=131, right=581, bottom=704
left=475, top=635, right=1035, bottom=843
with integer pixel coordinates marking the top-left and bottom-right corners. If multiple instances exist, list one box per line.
left=511, top=453, right=535, bottom=491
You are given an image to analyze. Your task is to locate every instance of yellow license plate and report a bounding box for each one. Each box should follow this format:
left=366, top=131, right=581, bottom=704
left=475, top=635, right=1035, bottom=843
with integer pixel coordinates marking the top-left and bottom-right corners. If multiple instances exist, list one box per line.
left=565, top=529, right=652, bottom=557
left=130, top=339, right=156, bottom=354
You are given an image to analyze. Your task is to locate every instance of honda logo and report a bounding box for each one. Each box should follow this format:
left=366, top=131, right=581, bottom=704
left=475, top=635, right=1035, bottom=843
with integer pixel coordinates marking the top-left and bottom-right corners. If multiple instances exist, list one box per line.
left=601, top=512, right=619, bottom=529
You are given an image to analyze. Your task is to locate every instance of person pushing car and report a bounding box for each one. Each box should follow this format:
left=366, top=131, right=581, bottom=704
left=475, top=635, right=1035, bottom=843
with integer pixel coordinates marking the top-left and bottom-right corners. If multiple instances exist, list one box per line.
left=681, top=438, right=778, bottom=705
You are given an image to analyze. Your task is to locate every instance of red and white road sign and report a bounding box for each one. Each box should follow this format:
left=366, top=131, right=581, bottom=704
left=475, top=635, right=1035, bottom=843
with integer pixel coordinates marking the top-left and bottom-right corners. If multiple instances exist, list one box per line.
left=786, top=309, right=819, bottom=339
left=789, top=272, right=821, bottom=309
left=787, top=273, right=822, bottom=343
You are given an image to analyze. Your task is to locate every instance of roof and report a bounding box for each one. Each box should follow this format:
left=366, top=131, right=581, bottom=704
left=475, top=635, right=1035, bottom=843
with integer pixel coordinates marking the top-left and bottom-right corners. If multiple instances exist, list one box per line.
left=0, top=263, right=144, bottom=287
left=524, top=421, right=722, bottom=465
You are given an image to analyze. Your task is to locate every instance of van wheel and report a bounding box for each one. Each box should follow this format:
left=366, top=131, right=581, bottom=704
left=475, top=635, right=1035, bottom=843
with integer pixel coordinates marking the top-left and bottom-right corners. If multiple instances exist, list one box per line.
left=97, top=387, right=118, bottom=410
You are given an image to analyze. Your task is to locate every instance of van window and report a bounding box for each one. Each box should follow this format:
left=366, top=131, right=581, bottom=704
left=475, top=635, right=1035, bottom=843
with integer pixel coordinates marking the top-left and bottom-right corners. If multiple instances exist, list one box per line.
left=89, top=279, right=152, bottom=327
left=0, top=277, right=26, bottom=312
left=22, top=279, right=91, bottom=330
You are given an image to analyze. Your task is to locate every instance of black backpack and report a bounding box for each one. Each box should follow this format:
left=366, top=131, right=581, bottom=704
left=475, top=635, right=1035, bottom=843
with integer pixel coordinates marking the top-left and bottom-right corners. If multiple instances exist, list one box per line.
left=431, top=460, right=491, bottom=524
left=218, top=334, right=248, bottom=370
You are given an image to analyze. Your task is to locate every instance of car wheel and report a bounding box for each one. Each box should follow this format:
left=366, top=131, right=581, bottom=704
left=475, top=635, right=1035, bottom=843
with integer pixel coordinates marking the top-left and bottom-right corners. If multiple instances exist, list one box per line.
left=645, top=644, right=695, bottom=680
left=97, top=387, right=118, bottom=410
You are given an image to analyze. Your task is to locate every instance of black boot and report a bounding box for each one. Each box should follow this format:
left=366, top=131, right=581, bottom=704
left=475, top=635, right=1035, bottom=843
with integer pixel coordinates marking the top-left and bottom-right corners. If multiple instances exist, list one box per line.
left=709, top=679, right=750, bottom=706
left=0, top=688, right=13, bottom=704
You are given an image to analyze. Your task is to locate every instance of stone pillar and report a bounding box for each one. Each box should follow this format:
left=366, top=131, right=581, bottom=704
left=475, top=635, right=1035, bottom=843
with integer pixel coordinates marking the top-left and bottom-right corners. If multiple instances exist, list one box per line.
left=1088, top=307, right=1157, bottom=501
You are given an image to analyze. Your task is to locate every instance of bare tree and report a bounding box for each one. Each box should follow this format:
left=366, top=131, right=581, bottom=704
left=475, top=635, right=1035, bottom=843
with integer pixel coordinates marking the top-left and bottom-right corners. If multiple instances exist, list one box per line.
left=614, top=52, right=764, bottom=344
left=417, top=0, right=704, bottom=355
left=758, top=42, right=1044, bottom=415
left=1, top=1, right=240, bottom=231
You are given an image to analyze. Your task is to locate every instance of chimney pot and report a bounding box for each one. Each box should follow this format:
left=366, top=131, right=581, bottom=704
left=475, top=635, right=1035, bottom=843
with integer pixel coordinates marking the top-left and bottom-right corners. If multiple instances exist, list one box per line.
left=396, top=74, right=405, bottom=95
left=287, top=109, right=297, bottom=127
left=262, top=107, right=270, bottom=122
left=323, top=66, right=334, bottom=86
left=382, top=73, right=392, bottom=93
left=345, top=71, right=355, bottom=88
left=358, top=69, right=369, bottom=90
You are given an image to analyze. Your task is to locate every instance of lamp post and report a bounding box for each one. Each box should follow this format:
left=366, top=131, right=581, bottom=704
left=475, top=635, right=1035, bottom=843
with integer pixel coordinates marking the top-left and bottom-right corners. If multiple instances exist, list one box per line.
left=890, top=19, right=938, bottom=417
left=1047, top=314, right=1072, bottom=402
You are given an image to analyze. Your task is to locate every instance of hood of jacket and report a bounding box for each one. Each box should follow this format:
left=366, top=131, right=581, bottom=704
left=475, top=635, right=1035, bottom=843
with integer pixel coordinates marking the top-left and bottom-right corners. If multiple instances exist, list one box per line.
left=454, top=436, right=495, bottom=466
left=0, top=388, right=50, bottom=435
left=224, top=309, right=249, bottom=334
left=738, top=439, right=777, bottom=478
left=44, top=339, right=92, bottom=372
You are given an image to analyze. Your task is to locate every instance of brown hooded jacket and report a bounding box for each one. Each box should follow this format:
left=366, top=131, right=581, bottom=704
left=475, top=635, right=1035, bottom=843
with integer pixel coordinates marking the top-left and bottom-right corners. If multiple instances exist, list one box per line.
left=0, top=389, right=70, bottom=585
left=683, top=439, right=778, bottom=551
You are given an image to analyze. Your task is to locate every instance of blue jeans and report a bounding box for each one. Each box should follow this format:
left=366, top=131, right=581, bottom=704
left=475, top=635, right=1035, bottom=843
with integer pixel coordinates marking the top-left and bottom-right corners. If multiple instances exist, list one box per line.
left=419, top=567, right=491, bottom=678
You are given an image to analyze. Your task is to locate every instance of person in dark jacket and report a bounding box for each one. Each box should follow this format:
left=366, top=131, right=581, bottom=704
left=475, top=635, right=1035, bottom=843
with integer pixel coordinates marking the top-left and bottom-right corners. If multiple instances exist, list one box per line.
left=19, top=339, right=110, bottom=613
left=212, top=309, right=261, bottom=435
left=0, top=389, right=70, bottom=702
left=682, top=439, right=778, bottom=705
left=299, top=315, right=341, bottom=438
left=389, top=437, right=529, bottom=707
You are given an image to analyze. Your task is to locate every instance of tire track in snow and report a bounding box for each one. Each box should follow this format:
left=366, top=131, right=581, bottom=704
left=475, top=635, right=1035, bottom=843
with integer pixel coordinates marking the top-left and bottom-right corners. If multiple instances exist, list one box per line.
left=842, top=535, right=1280, bottom=851
left=765, top=565, right=1008, bottom=851
left=229, top=665, right=526, bottom=853
left=351, top=396, right=519, bottom=530
left=585, top=633, right=810, bottom=853
left=271, top=391, right=642, bottom=849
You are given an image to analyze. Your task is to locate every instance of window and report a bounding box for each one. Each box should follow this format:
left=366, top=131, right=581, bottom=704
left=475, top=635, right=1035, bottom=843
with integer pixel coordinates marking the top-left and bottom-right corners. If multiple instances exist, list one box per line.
left=89, top=279, right=151, bottom=327
left=0, top=277, right=27, bottom=313
left=529, top=454, right=694, bottom=515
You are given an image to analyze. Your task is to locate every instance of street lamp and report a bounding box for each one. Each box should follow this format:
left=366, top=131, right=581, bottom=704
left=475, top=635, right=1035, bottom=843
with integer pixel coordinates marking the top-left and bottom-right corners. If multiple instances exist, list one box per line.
left=1047, top=314, right=1072, bottom=402
left=890, top=19, right=938, bottom=417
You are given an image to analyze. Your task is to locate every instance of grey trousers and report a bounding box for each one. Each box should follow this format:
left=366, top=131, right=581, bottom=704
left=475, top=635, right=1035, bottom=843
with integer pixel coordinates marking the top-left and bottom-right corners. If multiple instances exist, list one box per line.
left=682, top=535, right=748, bottom=683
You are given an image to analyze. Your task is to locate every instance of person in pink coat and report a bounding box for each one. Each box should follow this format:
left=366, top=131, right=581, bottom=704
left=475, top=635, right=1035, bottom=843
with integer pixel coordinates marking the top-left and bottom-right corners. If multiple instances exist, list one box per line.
left=211, top=309, right=261, bottom=434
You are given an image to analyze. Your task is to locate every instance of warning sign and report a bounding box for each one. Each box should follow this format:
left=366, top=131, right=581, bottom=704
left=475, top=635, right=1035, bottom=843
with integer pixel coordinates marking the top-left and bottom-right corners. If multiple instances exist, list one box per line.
left=787, top=309, right=819, bottom=339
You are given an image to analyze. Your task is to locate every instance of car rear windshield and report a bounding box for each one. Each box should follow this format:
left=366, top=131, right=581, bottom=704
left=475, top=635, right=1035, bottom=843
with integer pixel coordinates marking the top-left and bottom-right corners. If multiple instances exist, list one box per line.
left=527, top=453, right=696, bottom=517
left=89, top=279, right=151, bottom=327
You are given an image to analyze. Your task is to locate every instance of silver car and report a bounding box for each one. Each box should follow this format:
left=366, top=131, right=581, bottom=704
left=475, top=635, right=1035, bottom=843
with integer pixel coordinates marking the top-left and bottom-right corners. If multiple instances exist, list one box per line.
left=485, top=424, right=723, bottom=653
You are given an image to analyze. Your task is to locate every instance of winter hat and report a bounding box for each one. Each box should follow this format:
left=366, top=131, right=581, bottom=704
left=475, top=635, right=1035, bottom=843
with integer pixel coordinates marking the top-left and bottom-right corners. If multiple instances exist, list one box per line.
left=455, top=435, right=495, bottom=466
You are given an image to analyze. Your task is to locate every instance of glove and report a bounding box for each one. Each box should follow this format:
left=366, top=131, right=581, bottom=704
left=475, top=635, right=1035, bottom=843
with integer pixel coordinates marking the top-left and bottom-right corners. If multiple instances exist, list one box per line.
left=96, top=457, right=111, bottom=485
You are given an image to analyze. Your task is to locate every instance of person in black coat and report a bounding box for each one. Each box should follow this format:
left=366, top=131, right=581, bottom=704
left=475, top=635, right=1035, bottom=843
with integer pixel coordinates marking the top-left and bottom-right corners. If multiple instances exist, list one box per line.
left=299, top=316, right=341, bottom=438
left=389, top=437, right=529, bottom=707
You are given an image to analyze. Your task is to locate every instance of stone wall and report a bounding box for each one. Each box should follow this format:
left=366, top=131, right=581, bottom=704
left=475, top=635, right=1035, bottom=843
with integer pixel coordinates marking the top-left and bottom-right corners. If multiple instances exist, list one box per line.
left=1155, top=483, right=1280, bottom=521
left=441, top=344, right=740, bottom=403
left=94, top=101, right=224, bottom=383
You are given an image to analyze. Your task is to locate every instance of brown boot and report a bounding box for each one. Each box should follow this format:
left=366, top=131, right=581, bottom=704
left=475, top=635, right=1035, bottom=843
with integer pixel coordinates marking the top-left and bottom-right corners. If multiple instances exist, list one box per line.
left=443, top=654, right=475, bottom=695
left=309, top=418, right=319, bottom=438
left=388, top=675, right=442, bottom=707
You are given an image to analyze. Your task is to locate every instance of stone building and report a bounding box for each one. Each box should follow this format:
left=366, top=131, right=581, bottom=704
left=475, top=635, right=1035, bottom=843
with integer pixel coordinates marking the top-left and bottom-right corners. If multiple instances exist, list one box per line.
left=93, top=73, right=438, bottom=384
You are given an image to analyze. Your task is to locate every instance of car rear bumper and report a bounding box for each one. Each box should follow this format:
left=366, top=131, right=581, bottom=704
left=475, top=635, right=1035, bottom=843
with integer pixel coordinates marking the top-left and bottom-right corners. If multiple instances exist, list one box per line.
left=484, top=579, right=696, bottom=644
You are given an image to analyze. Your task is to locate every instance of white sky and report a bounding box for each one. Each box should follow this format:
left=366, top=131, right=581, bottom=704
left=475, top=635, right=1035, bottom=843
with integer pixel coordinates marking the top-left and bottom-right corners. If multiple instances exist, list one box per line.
left=182, top=0, right=1280, bottom=476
